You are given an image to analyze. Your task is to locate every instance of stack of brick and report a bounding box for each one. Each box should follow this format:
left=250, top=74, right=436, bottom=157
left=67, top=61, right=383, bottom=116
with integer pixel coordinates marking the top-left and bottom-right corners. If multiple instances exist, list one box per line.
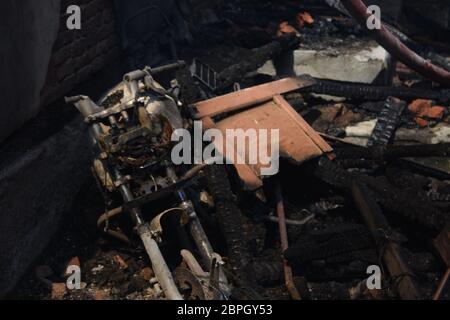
left=41, top=0, right=122, bottom=105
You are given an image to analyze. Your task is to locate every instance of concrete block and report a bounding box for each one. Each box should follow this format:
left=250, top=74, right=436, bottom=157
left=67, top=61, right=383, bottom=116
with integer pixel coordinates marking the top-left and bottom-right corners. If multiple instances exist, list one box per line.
left=258, top=39, right=393, bottom=85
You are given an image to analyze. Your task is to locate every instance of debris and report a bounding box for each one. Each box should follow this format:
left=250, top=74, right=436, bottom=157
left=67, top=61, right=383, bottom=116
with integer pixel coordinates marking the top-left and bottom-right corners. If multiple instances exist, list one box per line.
left=296, top=12, right=314, bottom=28
left=367, top=97, right=406, bottom=147
left=259, top=40, right=393, bottom=85
left=408, top=99, right=446, bottom=127
left=432, top=225, right=450, bottom=300
left=351, top=181, right=421, bottom=300
left=67, top=63, right=232, bottom=300
left=434, top=225, right=450, bottom=267
left=301, top=78, right=450, bottom=103
left=335, top=143, right=450, bottom=160
left=311, top=158, right=449, bottom=231
left=13, top=0, right=450, bottom=302
left=113, top=255, right=128, bottom=270
left=92, top=289, right=111, bottom=301
left=203, top=165, right=253, bottom=292
left=64, top=257, right=81, bottom=277
left=274, top=180, right=301, bottom=300
left=51, top=283, right=67, bottom=300
left=313, top=103, right=363, bottom=131
left=277, top=22, right=300, bottom=37
left=191, top=59, right=218, bottom=91
left=285, top=224, right=374, bottom=266
left=345, top=121, right=450, bottom=146
left=344, top=119, right=377, bottom=146
left=246, top=260, right=283, bottom=286
left=199, top=191, right=214, bottom=208
left=433, top=268, right=450, bottom=300
left=192, top=78, right=333, bottom=190
left=266, top=214, right=315, bottom=226
left=340, top=0, right=450, bottom=86
left=91, top=265, right=105, bottom=274
left=217, top=34, right=301, bottom=90
left=349, top=277, right=387, bottom=300
left=140, top=267, right=155, bottom=282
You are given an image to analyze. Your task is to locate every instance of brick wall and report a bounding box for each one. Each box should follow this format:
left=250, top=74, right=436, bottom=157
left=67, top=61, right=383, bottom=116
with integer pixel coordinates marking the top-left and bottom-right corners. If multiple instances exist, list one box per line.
left=41, top=0, right=122, bottom=105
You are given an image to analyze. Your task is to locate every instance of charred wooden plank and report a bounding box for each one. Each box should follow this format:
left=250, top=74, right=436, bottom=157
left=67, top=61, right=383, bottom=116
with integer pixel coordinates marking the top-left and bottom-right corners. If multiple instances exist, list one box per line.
left=285, top=224, right=374, bottom=264
left=191, top=76, right=316, bottom=119
left=367, top=97, right=406, bottom=147
left=334, top=143, right=450, bottom=160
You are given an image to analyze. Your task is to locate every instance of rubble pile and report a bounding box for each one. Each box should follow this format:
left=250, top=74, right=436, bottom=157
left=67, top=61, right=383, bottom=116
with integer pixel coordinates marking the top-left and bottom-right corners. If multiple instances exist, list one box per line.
left=11, top=0, right=450, bottom=300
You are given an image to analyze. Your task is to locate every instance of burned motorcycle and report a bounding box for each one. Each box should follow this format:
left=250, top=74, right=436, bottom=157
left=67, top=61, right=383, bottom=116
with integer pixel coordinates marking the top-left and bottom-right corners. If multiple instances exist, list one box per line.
left=66, top=62, right=229, bottom=300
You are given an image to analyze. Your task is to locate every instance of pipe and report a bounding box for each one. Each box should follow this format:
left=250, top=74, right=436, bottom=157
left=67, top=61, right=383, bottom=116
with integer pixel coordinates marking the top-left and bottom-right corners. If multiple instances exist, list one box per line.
left=187, top=208, right=216, bottom=266
left=115, top=170, right=183, bottom=300
left=167, top=167, right=216, bottom=268
left=166, top=167, right=230, bottom=294
left=274, top=180, right=302, bottom=300
left=181, top=249, right=209, bottom=278
left=138, top=225, right=183, bottom=300
left=340, top=0, right=450, bottom=86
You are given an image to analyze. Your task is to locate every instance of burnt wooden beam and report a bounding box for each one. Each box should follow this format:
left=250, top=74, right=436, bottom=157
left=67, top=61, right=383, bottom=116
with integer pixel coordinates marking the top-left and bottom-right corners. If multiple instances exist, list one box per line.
left=432, top=225, right=450, bottom=300
left=275, top=180, right=302, bottom=300
left=351, top=181, right=422, bottom=300
left=310, top=157, right=448, bottom=231
left=334, top=143, right=450, bottom=160
left=216, top=34, right=301, bottom=90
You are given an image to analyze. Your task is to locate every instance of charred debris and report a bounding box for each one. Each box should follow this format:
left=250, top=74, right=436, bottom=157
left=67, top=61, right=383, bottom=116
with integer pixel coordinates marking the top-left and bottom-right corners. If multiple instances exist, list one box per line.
left=15, top=0, right=450, bottom=300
